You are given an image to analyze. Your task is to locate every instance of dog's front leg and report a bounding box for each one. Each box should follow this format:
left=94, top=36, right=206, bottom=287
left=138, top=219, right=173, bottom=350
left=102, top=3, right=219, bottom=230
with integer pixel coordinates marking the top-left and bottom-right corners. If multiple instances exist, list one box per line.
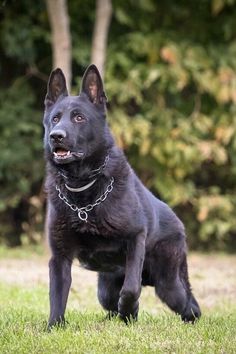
left=48, top=255, right=72, bottom=329
left=118, top=230, right=146, bottom=323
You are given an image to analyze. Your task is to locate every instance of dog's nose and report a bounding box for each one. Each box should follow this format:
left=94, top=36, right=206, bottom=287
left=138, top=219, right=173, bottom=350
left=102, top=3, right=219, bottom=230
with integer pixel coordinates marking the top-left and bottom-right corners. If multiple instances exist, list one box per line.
left=50, top=129, right=66, bottom=142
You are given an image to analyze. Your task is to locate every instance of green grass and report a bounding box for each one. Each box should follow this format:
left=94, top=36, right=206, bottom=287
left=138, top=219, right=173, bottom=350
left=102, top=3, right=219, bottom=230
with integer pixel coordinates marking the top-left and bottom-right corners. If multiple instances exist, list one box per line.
left=0, top=244, right=46, bottom=259
left=0, top=247, right=236, bottom=353
left=0, top=283, right=236, bottom=354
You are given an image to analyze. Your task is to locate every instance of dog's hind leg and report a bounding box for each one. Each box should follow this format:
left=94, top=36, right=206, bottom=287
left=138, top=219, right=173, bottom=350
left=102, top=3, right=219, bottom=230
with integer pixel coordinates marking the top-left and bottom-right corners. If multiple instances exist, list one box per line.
left=178, top=255, right=201, bottom=322
left=97, top=272, right=124, bottom=318
left=153, top=234, right=201, bottom=322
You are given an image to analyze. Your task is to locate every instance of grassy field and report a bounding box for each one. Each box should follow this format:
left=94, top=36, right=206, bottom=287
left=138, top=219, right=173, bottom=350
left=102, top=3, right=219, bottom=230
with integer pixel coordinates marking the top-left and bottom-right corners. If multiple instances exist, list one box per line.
left=0, top=246, right=235, bottom=354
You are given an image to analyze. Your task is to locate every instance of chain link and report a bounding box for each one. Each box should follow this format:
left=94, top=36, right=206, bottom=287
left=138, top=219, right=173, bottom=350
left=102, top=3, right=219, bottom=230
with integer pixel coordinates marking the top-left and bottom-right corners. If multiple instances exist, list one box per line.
left=89, top=155, right=110, bottom=178
left=56, top=177, right=114, bottom=222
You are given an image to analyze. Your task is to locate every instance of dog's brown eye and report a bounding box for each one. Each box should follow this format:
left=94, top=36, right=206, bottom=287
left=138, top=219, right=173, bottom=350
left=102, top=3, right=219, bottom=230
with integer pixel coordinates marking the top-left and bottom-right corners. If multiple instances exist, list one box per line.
left=74, top=115, right=84, bottom=123
left=52, top=115, right=60, bottom=123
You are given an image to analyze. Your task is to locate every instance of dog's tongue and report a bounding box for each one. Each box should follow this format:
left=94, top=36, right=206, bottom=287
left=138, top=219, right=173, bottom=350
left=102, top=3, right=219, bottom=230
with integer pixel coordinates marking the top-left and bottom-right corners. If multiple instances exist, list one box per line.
left=56, top=149, right=68, bottom=156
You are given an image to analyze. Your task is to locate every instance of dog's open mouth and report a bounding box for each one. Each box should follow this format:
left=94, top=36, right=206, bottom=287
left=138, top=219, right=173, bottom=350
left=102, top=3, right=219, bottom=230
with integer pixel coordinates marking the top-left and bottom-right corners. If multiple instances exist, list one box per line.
left=53, top=148, right=84, bottom=162
left=53, top=148, right=72, bottom=159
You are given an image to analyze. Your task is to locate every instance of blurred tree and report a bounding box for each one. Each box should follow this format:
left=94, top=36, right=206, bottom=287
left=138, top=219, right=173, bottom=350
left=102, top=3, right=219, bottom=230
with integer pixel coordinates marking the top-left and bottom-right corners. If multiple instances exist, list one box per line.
left=91, top=0, right=112, bottom=78
left=46, top=0, right=72, bottom=89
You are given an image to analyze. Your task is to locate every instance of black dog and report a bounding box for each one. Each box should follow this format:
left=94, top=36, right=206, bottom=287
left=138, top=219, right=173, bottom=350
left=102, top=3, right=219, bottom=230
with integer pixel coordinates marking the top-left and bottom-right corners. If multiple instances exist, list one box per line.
left=43, top=64, right=201, bottom=328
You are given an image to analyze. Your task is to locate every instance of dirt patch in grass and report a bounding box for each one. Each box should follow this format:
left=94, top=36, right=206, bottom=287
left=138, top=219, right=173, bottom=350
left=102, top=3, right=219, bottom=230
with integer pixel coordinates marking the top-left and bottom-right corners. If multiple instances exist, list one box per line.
left=188, top=253, right=236, bottom=309
left=0, top=252, right=97, bottom=287
left=0, top=251, right=235, bottom=309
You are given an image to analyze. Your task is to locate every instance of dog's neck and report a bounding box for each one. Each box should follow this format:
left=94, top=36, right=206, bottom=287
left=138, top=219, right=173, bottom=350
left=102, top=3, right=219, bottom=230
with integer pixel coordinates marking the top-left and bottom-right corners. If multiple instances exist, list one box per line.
left=47, top=146, right=130, bottom=211
left=52, top=152, right=111, bottom=207
left=59, top=153, right=109, bottom=184
left=56, top=152, right=109, bottom=186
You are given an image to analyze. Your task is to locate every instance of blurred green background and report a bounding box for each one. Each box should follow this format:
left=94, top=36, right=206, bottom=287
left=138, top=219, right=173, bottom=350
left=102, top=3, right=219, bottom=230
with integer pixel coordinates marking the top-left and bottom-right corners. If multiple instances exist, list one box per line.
left=0, top=0, right=236, bottom=251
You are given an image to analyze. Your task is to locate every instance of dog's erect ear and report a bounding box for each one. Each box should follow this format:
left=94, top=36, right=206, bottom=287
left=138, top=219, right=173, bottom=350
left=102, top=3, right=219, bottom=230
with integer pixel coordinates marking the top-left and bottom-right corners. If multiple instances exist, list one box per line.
left=44, top=68, right=68, bottom=108
left=81, top=64, right=107, bottom=105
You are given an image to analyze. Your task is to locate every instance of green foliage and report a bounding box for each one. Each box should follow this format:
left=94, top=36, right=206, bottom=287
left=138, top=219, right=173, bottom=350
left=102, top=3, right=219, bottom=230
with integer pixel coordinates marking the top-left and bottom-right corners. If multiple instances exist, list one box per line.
left=0, top=81, right=43, bottom=209
left=103, top=0, right=236, bottom=250
left=0, top=79, right=44, bottom=245
left=0, top=0, right=236, bottom=249
left=0, top=1, right=47, bottom=245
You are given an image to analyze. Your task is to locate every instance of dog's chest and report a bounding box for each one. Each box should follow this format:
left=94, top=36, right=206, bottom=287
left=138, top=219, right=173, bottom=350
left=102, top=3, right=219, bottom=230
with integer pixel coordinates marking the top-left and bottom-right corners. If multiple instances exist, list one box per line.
left=74, top=232, right=127, bottom=272
left=72, top=218, right=100, bottom=235
left=70, top=211, right=121, bottom=237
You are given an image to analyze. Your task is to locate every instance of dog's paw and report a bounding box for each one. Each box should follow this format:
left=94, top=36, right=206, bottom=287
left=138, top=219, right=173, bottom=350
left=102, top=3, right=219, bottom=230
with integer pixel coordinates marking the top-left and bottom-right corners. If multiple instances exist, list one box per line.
left=181, top=298, right=201, bottom=323
left=105, top=311, right=118, bottom=320
left=118, top=299, right=139, bottom=324
left=47, top=316, right=67, bottom=331
left=118, top=311, right=138, bottom=325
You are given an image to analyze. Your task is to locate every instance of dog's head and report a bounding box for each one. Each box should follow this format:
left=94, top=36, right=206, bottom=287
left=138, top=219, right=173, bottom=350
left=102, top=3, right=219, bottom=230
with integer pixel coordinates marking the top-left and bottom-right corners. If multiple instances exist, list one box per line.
left=43, top=65, right=111, bottom=165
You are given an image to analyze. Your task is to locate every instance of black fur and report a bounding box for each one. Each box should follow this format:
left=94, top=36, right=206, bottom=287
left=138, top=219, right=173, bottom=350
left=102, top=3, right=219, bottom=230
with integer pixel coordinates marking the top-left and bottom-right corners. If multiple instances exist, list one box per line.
left=43, top=65, right=201, bottom=328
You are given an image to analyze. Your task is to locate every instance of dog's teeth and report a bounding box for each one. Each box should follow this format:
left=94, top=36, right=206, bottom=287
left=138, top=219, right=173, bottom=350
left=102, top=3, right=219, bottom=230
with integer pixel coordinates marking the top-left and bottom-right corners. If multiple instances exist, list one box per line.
left=67, top=151, right=70, bottom=156
left=53, top=152, right=57, bottom=157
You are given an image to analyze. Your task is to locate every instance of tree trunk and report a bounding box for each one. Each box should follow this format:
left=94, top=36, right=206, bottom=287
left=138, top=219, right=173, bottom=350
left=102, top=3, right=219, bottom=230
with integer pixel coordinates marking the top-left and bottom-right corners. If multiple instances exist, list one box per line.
left=46, top=0, right=72, bottom=90
left=91, top=0, right=112, bottom=79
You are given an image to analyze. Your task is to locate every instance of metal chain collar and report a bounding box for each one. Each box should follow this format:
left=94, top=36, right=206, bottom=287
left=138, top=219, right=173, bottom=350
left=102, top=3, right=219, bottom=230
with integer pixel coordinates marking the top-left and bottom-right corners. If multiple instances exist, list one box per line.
left=89, top=155, right=110, bottom=178
left=56, top=177, right=114, bottom=222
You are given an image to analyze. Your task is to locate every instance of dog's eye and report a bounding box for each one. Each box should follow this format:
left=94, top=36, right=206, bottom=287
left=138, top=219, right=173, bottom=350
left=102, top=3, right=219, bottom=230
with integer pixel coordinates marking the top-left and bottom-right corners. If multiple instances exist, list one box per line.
left=74, top=115, right=85, bottom=123
left=52, top=115, right=60, bottom=123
